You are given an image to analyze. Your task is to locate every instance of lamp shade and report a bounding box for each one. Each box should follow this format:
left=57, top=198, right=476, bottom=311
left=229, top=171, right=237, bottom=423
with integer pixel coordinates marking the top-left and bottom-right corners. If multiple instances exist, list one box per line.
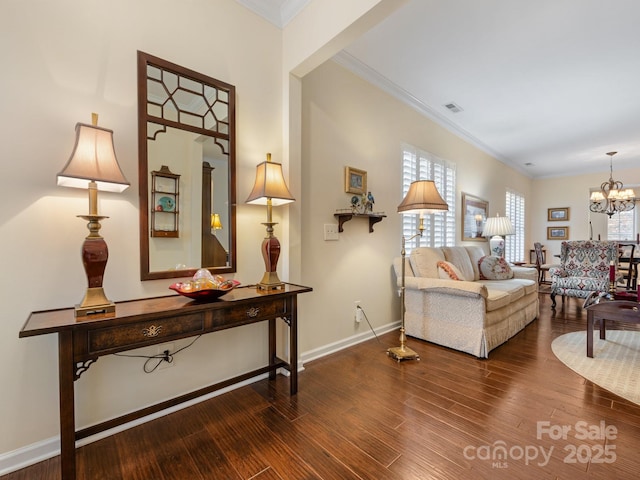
left=245, top=154, right=295, bottom=206
left=57, top=121, right=129, bottom=193
left=211, top=213, right=223, bottom=230
left=483, top=215, right=514, bottom=237
left=397, top=180, right=448, bottom=214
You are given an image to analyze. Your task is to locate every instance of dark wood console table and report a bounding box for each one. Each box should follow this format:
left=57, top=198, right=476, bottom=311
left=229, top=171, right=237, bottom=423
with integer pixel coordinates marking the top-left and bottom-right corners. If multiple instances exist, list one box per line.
left=19, top=283, right=312, bottom=480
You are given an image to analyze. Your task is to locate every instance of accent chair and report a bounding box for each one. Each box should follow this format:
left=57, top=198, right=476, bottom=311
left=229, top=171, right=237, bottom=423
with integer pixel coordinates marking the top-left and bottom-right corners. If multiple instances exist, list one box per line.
left=549, top=240, right=618, bottom=308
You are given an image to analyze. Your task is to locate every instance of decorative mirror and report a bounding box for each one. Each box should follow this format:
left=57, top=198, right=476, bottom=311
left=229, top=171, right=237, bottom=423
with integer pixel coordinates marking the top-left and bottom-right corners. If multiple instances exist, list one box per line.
left=138, top=51, right=236, bottom=280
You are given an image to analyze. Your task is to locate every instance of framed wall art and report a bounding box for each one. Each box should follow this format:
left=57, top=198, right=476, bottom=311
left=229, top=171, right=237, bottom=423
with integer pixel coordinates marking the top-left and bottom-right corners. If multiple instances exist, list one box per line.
left=548, top=207, right=570, bottom=222
left=345, top=166, right=367, bottom=195
left=462, top=193, right=488, bottom=241
left=547, top=226, right=569, bottom=240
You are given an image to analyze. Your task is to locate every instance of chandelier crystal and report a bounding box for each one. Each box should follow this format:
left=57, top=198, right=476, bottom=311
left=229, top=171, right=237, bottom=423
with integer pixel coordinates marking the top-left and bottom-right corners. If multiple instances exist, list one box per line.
left=589, top=151, right=636, bottom=217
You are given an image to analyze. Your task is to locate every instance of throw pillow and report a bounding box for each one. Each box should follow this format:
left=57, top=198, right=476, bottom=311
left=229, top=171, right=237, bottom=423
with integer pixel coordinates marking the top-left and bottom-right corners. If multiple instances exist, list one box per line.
left=437, top=260, right=464, bottom=281
left=478, top=256, right=514, bottom=280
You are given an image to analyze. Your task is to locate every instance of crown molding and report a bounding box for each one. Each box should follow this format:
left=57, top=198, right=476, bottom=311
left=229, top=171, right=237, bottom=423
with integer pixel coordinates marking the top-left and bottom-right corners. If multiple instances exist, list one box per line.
left=235, top=0, right=311, bottom=28
left=332, top=51, right=530, bottom=178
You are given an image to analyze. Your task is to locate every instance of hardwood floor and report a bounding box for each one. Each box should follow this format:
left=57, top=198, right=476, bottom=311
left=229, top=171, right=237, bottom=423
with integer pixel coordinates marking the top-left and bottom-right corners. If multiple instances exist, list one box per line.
left=6, top=292, right=640, bottom=479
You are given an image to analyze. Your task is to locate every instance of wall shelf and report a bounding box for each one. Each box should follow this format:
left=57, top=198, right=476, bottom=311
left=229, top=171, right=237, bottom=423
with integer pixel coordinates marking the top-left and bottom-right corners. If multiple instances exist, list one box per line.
left=334, top=212, right=386, bottom=233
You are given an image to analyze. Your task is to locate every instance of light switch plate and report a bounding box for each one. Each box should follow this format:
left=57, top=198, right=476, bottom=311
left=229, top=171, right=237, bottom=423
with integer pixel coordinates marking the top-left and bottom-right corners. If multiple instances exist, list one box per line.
left=324, top=224, right=339, bottom=241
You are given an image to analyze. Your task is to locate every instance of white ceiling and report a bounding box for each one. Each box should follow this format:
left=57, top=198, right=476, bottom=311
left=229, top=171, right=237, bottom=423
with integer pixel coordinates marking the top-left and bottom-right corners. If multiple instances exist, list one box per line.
left=237, top=0, right=640, bottom=179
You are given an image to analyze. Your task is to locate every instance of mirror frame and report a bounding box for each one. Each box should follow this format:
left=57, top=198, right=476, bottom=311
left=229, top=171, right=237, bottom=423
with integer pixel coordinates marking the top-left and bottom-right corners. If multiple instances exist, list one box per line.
left=138, top=51, right=236, bottom=280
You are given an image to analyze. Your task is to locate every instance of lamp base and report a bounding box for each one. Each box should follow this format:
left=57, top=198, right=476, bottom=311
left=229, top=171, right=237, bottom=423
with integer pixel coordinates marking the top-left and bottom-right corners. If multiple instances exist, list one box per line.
left=489, top=235, right=505, bottom=257
left=257, top=271, right=284, bottom=291
left=75, top=287, right=116, bottom=318
left=387, top=345, right=420, bottom=362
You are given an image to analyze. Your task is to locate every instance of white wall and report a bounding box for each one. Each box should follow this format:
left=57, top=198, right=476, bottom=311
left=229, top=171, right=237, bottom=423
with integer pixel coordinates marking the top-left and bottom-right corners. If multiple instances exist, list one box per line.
left=0, top=0, right=283, bottom=460
left=299, top=60, right=533, bottom=353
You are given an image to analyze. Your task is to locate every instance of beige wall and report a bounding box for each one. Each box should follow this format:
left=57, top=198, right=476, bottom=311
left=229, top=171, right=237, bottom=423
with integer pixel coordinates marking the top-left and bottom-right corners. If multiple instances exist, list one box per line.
left=531, top=168, right=640, bottom=258
left=0, top=0, right=284, bottom=460
left=299, top=60, right=533, bottom=353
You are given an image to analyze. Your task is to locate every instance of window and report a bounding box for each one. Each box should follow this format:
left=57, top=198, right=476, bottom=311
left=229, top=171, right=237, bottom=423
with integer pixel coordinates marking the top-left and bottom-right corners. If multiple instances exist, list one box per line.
left=401, top=144, right=456, bottom=253
left=607, top=209, right=636, bottom=241
left=505, top=189, right=525, bottom=263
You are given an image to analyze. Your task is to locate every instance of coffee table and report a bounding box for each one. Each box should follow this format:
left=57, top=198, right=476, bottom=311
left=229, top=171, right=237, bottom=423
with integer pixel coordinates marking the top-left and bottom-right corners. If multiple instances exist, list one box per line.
left=585, top=300, right=640, bottom=357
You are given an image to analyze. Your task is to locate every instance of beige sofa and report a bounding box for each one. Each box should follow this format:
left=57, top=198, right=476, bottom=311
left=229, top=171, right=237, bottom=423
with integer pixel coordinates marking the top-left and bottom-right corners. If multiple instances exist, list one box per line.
left=394, top=246, right=539, bottom=358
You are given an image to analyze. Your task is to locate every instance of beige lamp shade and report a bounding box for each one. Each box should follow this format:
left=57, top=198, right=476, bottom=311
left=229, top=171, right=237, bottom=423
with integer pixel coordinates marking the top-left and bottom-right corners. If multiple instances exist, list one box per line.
left=483, top=215, right=514, bottom=237
left=397, top=180, right=448, bottom=214
left=246, top=154, right=295, bottom=206
left=57, top=119, right=129, bottom=193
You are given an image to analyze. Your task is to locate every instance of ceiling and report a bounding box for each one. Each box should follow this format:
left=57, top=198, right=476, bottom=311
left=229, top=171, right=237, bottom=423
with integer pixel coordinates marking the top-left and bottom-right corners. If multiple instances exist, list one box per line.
left=236, top=0, right=640, bottom=179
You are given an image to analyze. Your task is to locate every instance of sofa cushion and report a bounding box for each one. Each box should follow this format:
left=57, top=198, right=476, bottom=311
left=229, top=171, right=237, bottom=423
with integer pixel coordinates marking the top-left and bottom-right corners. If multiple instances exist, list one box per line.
left=437, top=261, right=464, bottom=281
left=478, top=256, right=514, bottom=280
left=465, top=246, right=487, bottom=280
left=442, top=247, right=474, bottom=281
left=410, top=248, right=446, bottom=279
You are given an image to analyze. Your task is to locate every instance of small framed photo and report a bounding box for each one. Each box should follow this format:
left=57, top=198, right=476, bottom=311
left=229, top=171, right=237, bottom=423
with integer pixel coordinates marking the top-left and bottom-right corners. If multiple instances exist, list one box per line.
left=462, top=193, right=489, bottom=242
left=547, top=226, right=569, bottom=240
left=345, top=167, right=367, bottom=194
left=548, top=207, right=570, bottom=222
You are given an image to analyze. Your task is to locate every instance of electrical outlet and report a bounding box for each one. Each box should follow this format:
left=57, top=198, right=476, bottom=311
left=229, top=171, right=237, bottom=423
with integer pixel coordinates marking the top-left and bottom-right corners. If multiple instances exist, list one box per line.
left=157, top=343, right=175, bottom=370
left=354, top=301, right=362, bottom=323
left=324, top=224, right=340, bottom=241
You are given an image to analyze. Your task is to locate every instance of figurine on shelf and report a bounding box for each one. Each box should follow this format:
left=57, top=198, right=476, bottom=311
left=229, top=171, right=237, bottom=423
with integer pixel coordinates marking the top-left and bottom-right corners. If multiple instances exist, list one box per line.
left=350, top=195, right=360, bottom=213
left=365, top=191, right=375, bottom=213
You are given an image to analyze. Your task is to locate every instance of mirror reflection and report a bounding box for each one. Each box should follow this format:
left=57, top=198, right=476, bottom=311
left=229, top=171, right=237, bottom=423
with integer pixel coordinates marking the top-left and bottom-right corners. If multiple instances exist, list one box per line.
left=138, top=51, right=236, bottom=280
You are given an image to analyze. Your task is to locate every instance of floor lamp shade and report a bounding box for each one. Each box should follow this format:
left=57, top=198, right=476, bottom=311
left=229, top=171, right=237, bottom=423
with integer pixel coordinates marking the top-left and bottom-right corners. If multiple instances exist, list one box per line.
left=246, top=153, right=294, bottom=290
left=56, top=113, right=129, bottom=317
left=483, top=215, right=514, bottom=257
left=389, top=180, right=448, bottom=362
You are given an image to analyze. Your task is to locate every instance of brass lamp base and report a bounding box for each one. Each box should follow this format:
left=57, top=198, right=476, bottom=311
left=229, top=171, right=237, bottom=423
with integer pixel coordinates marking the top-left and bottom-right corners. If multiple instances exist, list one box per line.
left=75, top=287, right=116, bottom=318
left=387, top=345, right=420, bottom=362
left=257, top=271, right=284, bottom=291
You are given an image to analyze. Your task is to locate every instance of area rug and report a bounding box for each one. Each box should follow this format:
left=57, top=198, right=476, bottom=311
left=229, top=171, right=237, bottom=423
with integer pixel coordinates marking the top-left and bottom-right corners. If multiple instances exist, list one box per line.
left=551, top=330, right=640, bottom=405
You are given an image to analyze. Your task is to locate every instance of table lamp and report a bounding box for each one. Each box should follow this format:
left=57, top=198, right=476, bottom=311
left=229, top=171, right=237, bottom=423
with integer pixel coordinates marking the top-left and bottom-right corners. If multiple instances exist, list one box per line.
left=390, top=180, right=448, bottom=361
left=211, top=213, right=223, bottom=231
left=483, top=214, right=514, bottom=257
left=57, top=113, right=129, bottom=317
left=246, top=153, right=294, bottom=290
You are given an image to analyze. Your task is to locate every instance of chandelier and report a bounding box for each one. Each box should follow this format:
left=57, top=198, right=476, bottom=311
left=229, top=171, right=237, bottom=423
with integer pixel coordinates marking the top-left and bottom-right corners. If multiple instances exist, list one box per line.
left=589, top=151, right=636, bottom=217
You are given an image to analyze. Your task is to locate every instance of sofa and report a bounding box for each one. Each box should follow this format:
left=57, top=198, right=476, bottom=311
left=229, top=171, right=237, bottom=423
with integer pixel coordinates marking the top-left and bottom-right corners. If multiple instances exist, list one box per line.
left=394, top=246, right=539, bottom=358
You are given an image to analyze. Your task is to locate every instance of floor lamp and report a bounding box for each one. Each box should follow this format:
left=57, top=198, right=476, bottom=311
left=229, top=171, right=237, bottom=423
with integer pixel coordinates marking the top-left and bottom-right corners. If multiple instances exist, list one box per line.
left=389, top=180, right=448, bottom=361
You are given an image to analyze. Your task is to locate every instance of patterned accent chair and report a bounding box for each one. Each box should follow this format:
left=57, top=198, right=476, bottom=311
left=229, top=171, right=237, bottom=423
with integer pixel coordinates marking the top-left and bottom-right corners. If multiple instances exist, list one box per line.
left=549, top=240, right=618, bottom=308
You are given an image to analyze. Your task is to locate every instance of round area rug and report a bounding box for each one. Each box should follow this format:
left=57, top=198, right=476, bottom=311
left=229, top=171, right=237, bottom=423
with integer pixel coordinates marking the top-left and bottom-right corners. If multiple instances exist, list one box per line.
left=551, top=330, right=640, bottom=405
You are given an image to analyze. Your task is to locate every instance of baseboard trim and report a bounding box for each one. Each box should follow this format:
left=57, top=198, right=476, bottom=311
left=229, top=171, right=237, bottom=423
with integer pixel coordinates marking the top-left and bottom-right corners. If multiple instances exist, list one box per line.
left=0, top=322, right=400, bottom=475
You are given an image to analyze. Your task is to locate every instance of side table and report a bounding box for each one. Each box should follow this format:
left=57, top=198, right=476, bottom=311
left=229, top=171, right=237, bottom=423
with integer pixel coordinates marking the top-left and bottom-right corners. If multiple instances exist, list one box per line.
left=585, top=299, right=640, bottom=357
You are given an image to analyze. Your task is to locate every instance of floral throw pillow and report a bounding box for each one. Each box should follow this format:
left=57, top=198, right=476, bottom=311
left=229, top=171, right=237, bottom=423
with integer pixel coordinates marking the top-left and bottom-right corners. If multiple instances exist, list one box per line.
left=478, top=256, right=514, bottom=280
left=437, top=260, right=464, bottom=281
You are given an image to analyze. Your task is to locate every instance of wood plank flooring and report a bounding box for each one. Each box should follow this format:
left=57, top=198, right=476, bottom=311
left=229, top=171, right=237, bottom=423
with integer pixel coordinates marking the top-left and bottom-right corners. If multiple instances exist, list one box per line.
left=5, top=292, right=640, bottom=479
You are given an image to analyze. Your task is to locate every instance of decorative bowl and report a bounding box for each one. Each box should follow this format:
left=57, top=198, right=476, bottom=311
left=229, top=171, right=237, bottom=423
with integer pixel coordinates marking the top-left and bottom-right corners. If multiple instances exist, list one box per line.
left=169, top=269, right=240, bottom=301
left=169, top=283, right=237, bottom=301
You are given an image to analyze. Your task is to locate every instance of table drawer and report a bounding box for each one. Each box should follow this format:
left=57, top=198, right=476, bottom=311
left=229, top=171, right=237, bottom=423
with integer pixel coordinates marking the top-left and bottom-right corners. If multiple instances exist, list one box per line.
left=213, top=299, right=287, bottom=326
left=88, top=313, right=205, bottom=353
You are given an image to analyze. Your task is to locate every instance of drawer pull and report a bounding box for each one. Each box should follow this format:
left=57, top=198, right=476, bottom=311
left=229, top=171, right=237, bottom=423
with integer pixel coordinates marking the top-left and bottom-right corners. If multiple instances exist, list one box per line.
left=247, top=307, right=260, bottom=318
left=142, top=325, right=163, bottom=337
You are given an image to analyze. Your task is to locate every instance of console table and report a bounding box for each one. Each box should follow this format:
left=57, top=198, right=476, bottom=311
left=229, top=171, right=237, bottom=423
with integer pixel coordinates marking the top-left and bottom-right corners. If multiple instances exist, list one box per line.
left=19, top=283, right=312, bottom=480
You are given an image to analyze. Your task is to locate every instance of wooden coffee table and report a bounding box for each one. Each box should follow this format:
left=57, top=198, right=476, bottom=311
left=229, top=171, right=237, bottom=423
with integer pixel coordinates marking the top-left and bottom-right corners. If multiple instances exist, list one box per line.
left=585, top=300, right=640, bottom=357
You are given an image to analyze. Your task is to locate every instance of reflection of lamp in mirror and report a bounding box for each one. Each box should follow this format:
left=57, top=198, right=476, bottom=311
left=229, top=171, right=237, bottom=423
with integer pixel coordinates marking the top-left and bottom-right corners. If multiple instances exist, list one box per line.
left=390, top=180, right=448, bottom=362
left=246, top=153, right=295, bottom=290
left=210, top=213, right=222, bottom=232
left=57, top=113, right=129, bottom=317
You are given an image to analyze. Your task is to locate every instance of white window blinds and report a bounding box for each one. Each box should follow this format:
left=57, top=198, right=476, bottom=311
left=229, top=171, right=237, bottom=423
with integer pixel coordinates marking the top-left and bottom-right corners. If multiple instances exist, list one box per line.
left=505, top=189, right=525, bottom=263
left=401, top=144, right=456, bottom=252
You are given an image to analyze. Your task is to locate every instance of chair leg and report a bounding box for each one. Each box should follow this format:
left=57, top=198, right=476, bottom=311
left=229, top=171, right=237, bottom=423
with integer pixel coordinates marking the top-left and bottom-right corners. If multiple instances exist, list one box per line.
left=551, top=291, right=556, bottom=308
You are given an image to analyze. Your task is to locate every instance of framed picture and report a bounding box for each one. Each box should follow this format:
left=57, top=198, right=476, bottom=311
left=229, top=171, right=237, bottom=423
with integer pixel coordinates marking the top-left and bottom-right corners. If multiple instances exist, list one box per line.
left=345, top=166, right=367, bottom=194
left=548, top=207, right=570, bottom=222
left=547, top=226, right=569, bottom=240
left=462, top=193, right=489, bottom=241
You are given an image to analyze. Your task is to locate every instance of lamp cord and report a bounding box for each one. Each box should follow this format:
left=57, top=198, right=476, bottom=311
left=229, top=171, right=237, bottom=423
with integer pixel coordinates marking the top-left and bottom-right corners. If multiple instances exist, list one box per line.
left=113, top=335, right=202, bottom=373
left=356, top=305, right=381, bottom=343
